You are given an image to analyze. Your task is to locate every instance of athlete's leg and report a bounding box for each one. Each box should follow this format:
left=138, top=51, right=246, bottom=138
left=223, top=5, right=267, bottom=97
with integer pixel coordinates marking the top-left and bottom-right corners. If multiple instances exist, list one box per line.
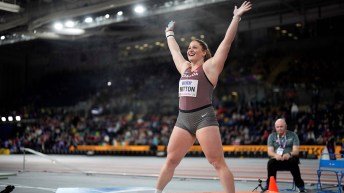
left=156, top=126, right=196, bottom=191
left=196, top=126, right=234, bottom=193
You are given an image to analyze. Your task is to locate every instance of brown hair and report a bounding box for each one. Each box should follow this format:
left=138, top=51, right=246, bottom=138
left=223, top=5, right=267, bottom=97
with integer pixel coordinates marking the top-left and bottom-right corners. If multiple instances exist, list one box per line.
left=193, top=39, right=212, bottom=61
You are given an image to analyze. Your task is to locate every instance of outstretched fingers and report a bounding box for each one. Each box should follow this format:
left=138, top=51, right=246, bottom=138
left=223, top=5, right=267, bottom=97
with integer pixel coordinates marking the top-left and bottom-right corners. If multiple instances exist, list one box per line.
left=166, top=20, right=175, bottom=32
left=234, top=1, right=252, bottom=16
left=241, top=1, right=252, bottom=11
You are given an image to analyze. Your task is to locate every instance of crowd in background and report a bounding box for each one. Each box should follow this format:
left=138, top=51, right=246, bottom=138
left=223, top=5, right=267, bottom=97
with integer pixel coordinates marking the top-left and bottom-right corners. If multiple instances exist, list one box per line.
left=1, top=93, right=343, bottom=153
left=1, top=83, right=344, bottom=152
left=1, top=36, right=344, bottom=154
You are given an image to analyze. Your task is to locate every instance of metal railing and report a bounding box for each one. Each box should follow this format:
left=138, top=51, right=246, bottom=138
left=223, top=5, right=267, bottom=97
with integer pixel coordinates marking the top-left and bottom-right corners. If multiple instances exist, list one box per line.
left=20, top=147, right=88, bottom=175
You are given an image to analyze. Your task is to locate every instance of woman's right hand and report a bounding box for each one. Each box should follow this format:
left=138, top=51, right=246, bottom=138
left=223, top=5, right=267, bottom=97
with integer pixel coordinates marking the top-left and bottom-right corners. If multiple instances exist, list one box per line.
left=166, top=20, right=175, bottom=32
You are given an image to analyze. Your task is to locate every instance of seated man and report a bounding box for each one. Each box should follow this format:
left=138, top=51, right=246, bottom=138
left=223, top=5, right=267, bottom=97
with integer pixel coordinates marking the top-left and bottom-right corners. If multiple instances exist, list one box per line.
left=265, top=118, right=306, bottom=192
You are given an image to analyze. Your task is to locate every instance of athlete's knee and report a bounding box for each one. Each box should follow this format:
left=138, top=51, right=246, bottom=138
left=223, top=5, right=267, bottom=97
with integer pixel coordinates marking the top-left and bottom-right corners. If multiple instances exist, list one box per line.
left=165, top=155, right=182, bottom=168
left=208, top=157, right=225, bottom=170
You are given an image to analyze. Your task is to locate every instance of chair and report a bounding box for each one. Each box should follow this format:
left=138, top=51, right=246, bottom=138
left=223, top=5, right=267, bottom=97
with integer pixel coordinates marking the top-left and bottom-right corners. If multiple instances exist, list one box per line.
left=276, top=169, right=297, bottom=192
left=316, top=153, right=344, bottom=193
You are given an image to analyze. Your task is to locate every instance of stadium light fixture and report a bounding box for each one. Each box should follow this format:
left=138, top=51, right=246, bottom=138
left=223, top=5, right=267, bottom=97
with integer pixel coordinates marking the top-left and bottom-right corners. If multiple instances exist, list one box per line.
left=134, top=5, right=145, bottom=14
left=0, top=1, right=21, bottom=13
left=8, top=116, right=13, bottom=122
left=15, top=116, right=21, bottom=121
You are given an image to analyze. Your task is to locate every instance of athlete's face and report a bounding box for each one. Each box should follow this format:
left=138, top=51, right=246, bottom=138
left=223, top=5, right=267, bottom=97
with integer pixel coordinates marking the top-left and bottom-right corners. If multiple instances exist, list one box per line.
left=275, top=119, right=287, bottom=137
left=187, top=41, right=206, bottom=62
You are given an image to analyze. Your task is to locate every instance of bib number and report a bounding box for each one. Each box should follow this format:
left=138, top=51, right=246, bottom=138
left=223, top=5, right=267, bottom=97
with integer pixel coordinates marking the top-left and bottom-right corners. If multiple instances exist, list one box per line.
left=179, top=80, right=198, bottom=97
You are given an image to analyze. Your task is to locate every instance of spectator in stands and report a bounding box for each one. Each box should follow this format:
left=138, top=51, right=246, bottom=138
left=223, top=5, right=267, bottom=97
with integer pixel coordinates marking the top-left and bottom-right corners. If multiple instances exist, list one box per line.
left=155, top=2, right=252, bottom=193
left=290, top=102, right=299, bottom=120
left=265, top=118, right=306, bottom=192
left=326, top=136, right=336, bottom=160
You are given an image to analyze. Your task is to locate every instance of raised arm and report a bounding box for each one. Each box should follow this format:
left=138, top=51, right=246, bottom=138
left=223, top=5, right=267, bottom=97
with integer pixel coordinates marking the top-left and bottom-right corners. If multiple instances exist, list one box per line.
left=165, top=21, right=189, bottom=75
left=204, top=1, right=252, bottom=80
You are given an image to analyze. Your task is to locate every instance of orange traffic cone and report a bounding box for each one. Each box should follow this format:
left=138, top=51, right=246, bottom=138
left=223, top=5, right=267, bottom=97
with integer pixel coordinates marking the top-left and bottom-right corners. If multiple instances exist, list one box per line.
left=268, top=176, right=279, bottom=193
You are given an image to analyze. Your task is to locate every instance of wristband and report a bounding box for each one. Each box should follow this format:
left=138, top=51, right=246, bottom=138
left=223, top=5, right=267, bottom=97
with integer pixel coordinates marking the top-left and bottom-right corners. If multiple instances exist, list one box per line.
left=166, top=31, right=174, bottom=38
left=233, top=16, right=241, bottom=21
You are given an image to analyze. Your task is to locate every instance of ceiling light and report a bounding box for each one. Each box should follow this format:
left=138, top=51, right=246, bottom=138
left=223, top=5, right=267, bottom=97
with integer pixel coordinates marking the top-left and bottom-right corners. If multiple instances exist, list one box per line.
left=54, top=22, right=63, bottom=30
left=0, top=1, right=21, bottom=13
left=55, top=28, right=85, bottom=35
left=134, top=5, right=145, bottom=14
left=65, top=20, right=75, bottom=28
left=84, top=17, right=93, bottom=23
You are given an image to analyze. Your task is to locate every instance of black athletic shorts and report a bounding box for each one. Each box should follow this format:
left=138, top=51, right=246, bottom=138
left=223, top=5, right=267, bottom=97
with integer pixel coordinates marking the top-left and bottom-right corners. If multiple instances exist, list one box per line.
left=175, top=105, right=219, bottom=135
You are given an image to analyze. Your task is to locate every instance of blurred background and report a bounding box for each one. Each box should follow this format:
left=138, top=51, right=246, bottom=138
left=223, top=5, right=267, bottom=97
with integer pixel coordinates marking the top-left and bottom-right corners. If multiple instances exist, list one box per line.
left=0, top=0, right=343, bottom=154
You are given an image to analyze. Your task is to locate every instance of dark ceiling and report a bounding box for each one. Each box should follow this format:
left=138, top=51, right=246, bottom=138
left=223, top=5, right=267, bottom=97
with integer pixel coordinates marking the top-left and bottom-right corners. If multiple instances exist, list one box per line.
left=0, top=0, right=343, bottom=112
left=0, top=0, right=343, bottom=46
